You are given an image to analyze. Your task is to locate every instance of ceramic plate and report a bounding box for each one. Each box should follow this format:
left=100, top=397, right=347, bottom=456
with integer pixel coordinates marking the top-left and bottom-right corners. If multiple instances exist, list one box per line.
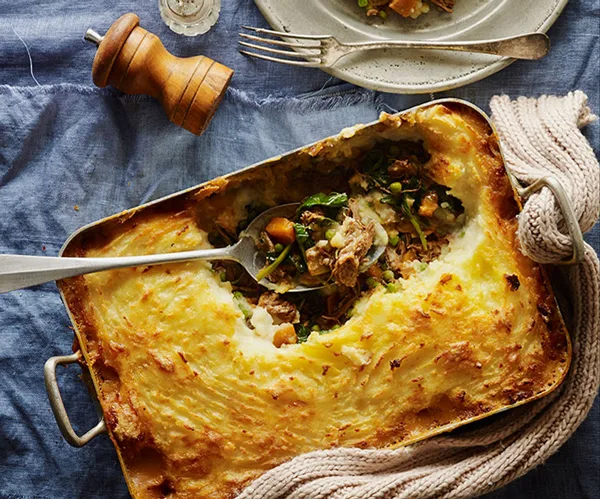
left=253, top=0, right=569, bottom=94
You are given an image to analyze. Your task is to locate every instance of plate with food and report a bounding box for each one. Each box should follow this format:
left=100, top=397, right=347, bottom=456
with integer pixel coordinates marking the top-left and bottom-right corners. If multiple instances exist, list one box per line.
left=253, top=0, right=569, bottom=93
left=46, top=99, right=570, bottom=498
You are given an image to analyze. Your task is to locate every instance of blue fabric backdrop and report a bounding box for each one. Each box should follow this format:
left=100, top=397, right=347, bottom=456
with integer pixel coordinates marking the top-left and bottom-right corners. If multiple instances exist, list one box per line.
left=0, top=1, right=598, bottom=498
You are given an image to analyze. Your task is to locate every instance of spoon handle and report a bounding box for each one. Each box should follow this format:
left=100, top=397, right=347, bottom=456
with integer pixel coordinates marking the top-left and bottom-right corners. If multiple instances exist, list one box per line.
left=0, top=247, right=234, bottom=294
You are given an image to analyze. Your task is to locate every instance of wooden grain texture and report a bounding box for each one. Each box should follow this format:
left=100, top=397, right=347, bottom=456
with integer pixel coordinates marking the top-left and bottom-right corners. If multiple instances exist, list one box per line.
left=91, top=13, right=233, bottom=135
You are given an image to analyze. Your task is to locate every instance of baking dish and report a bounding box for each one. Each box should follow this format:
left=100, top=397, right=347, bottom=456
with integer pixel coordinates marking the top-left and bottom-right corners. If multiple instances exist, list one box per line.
left=44, top=99, right=579, bottom=499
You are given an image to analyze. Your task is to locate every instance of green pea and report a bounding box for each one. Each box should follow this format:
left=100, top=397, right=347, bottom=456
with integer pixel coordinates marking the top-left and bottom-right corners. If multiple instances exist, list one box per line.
left=332, top=324, right=341, bottom=330
left=366, top=277, right=378, bottom=289
left=389, top=182, right=403, bottom=194
left=358, top=0, right=368, bottom=6
left=325, top=229, right=336, bottom=240
left=389, top=235, right=400, bottom=247
left=386, top=283, right=398, bottom=293
left=378, top=9, right=388, bottom=19
left=274, top=243, right=284, bottom=253
left=382, top=270, right=395, bottom=282
left=219, top=272, right=227, bottom=282
left=311, top=324, right=321, bottom=332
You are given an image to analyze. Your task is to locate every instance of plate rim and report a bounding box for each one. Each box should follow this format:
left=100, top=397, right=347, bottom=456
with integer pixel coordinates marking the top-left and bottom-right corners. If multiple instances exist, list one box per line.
left=253, top=0, right=570, bottom=94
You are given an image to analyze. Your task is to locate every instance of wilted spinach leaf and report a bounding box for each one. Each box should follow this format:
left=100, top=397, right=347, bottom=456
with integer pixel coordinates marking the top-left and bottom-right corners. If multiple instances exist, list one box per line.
left=295, top=324, right=312, bottom=343
left=297, top=192, right=348, bottom=213
left=293, top=223, right=311, bottom=245
left=288, top=252, right=307, bottom=274
left=365, top=154, right=390, bottom=187
left=400, top=197, right=428, bottom=250
left=293, top=223, right=313, bottom=269
left=380, top=195, right=400, bottom=206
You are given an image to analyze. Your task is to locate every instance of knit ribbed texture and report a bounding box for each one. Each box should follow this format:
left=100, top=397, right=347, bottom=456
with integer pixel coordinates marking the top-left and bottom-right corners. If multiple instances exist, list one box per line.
left=238, top=92, right=600, bottom=499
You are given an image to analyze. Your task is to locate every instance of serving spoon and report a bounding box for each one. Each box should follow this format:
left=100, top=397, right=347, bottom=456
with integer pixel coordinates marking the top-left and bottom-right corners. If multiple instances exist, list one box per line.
left=0, top=203, right=387, bottom=295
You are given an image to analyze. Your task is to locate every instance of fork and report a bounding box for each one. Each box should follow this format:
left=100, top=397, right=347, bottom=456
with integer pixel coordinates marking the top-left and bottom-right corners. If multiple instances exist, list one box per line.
left=239, top=27, right=550, bottom=68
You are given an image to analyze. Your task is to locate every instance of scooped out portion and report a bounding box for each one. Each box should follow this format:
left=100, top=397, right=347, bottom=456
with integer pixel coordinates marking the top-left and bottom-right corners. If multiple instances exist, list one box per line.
left=256, top=192, right=377, bottom=289
left=211, top=139, right=466, bottom=347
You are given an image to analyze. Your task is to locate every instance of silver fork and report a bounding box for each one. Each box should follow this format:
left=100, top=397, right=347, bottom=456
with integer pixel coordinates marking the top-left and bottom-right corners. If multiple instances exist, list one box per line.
left=239, top=27, right=550, bottom=68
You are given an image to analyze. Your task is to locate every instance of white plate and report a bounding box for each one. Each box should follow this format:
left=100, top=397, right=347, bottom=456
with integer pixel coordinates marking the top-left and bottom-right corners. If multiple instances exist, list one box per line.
left=253, top=0, right=569, bottom=94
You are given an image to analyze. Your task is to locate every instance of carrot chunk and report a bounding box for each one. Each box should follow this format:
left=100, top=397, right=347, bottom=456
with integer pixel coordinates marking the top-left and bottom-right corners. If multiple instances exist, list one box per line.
left=265, top=217, right=296, bottom=245
left=273, top=323, right=297, bottom=348
left=389, top=0, right=420, bottom=17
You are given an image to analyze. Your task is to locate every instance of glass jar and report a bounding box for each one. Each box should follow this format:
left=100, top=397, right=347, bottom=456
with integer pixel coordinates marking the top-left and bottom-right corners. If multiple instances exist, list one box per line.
left=159, top=0, right=221, bottom=36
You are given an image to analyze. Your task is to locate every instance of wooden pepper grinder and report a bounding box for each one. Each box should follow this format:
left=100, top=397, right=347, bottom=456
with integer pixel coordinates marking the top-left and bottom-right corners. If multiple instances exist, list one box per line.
left=84, top=13, right=233, bottom=135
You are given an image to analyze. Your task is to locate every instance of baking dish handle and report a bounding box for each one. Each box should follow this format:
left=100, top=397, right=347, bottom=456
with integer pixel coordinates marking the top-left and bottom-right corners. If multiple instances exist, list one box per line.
left=44, top=352, right=107, bottom=447
left=512, top=174, right=585, bottom=265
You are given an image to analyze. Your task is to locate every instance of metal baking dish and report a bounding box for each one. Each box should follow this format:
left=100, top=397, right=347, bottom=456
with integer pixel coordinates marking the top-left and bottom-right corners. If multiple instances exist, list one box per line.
left=43, top=98, right=582, bottom=473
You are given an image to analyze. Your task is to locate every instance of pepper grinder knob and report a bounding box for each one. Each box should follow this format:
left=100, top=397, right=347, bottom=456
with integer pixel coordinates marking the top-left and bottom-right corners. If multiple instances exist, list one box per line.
left=85, top=13, right=233, bottom=135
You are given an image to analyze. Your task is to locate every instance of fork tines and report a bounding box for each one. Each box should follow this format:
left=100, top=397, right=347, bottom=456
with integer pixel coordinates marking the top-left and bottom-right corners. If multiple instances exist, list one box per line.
left=239, top=26, right=325, bottom=68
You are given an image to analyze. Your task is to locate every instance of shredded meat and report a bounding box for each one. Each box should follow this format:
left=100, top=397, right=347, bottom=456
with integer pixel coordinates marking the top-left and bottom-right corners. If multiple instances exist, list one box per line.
left=256, top=230, right=276, bottom=252
left=258, top=292, right=299, bottom=325
left=385, top=236, right=448, bottom=279
left=430, top=0, right=455, bottom=13
left=385, top=246, right=404, bottom=274
left=305, top=240, right=333, bottom=276
left=385, top=245, right=419, bottom=280
left=331, top=217, right=374, bottom=287
left=413, top=236, right=447, bottom=261
left=325, top=288, right=359, bottom=320
left=300, top=209, right=325, bottom=227
left=300, top=209, right=330, bottom=241
left=388, top=159, right=418, bottom=178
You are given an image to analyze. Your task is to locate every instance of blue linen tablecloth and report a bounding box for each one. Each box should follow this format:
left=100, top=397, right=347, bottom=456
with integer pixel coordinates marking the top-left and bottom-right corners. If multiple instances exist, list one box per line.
left=0, top=1, right=598, bottom=498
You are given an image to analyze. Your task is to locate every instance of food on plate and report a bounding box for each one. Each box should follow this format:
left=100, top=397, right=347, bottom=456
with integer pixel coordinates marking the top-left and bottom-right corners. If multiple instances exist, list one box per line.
left=358, top=0, right=455, bottom=19
left=59, top=103, right=570, bottom=499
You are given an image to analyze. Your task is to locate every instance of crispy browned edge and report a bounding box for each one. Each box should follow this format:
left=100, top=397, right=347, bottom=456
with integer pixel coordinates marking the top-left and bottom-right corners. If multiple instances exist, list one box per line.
left=57, top=102, right=572, bottom=498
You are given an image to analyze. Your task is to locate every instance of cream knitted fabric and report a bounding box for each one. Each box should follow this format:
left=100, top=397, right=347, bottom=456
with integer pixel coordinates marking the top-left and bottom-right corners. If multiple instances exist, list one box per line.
left=238, top=92, right=600, bottom=499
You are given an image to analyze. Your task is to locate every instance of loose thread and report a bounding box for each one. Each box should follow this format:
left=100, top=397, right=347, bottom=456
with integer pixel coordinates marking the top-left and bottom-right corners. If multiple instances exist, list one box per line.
left=316, top=75, right=336, bottom=94
left=379, top=102, right=399, bottom=114
left=11, top=26, right=41, bottom=87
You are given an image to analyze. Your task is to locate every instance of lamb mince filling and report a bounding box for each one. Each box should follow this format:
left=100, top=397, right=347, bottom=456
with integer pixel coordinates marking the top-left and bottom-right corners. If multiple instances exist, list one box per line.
left=210, top=140, right=465, bottom=347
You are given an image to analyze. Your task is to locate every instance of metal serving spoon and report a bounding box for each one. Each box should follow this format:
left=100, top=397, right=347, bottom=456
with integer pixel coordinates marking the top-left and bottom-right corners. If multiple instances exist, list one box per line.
left=0, top=203, right=386, bottom=295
